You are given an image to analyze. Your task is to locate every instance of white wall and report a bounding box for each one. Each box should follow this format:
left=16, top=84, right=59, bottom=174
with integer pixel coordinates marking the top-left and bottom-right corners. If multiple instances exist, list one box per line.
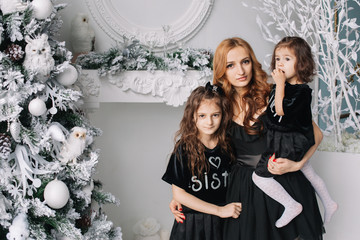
left=311, top=151, right=360, bottom=240
left=56, top=1, right=355, bottom=239
left=88, top=103, right=184, bottom=239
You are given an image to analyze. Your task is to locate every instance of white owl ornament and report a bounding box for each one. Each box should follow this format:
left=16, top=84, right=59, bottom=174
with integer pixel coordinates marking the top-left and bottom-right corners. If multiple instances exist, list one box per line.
left=23, top=34, right=55, bottom=82
left=70, top=13, right=95, bottom=54
left=58, top=127, right=87, bottom=164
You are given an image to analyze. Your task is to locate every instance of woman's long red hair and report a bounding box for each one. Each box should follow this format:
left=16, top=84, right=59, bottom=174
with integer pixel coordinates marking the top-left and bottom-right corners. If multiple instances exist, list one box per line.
left=213, top=37, right=270, bottom=135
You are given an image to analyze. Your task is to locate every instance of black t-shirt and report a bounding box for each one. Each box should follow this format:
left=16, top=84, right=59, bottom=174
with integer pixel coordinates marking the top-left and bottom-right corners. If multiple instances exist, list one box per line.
left=162, top=143, right=231, bottom=206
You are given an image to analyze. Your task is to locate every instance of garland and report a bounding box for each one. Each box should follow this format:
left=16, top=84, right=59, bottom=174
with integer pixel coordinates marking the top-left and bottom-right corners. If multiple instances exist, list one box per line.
left=76, top=39, right=214, bottom=78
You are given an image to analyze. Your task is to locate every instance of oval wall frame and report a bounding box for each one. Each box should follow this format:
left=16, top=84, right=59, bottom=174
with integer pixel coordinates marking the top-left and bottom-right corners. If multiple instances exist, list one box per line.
left=85, top=0, right=214, bottom=52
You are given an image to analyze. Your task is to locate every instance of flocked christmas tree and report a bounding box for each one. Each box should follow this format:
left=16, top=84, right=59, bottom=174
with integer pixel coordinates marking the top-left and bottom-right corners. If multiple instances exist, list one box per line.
left=0, top=0, right=122, bottom=239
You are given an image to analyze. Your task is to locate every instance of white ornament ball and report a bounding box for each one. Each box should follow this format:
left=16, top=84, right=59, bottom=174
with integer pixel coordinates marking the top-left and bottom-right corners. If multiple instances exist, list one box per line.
left=57, top=65, right=78, bottom=86
left=49, top=107, right=58, bottom=115
left=47, top=124, right=65, bottom=142
left=44, top=179, right=70, bottom=209
left=31, top=0, right=53, bottom=20
left=28, top=98, right=47, bottom=116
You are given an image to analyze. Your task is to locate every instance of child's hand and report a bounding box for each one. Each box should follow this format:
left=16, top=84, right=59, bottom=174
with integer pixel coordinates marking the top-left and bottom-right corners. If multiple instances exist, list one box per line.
left=217, top=202, right=242, bottom=218
left=169, top=199, right=185, bottom=223
left=271, top=68, right=286, bottom=85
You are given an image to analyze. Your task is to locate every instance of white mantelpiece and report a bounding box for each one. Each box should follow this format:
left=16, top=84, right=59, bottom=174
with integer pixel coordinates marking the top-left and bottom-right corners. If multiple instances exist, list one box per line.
left=78, top=70, right=212, bottom=110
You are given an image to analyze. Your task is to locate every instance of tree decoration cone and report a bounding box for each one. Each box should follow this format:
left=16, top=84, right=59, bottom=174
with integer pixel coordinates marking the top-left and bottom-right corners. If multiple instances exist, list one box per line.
left=76, top=205, right=92, bottom=231
left=0, top=134, right=11, bottom=159
left=9, top=121, right=21, bottom=143
left=5, top=44, right=24, bottom=61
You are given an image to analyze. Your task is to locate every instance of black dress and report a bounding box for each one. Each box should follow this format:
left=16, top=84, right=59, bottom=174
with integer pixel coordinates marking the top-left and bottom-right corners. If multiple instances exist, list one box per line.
left=223, top=117, right=324, bottom=240
left=256, top=83, right=315, bottom=177
left=162, top=143, right=231, bottom=240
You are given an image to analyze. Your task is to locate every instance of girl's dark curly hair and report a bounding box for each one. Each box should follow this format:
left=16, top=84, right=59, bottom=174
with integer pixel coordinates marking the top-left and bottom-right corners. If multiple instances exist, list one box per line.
left=173, top=84, right=234, bottom=178
left=270, top=36, right=316, bottom=83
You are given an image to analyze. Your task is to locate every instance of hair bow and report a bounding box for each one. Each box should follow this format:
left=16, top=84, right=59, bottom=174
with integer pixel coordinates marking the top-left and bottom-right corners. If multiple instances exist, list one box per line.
left=205, top=82, right=225, bottom=96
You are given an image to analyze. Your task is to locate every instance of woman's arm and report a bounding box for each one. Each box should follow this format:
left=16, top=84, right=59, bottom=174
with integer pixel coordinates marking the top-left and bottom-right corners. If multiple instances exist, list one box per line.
left=172, top=185, right=242, bottom=219
left=268, top=121, right=323, bottom=174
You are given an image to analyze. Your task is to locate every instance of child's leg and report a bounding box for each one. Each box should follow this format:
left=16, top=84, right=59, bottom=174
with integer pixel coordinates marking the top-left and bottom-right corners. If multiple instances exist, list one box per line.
left=252, top=172, right=302, bottom=228
left=301, top=161, right=338, bottom=223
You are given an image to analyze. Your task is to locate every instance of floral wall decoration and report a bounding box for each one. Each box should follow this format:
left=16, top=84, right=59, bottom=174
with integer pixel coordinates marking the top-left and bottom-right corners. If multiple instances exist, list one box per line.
left=247, top=0, right=360, bottom=152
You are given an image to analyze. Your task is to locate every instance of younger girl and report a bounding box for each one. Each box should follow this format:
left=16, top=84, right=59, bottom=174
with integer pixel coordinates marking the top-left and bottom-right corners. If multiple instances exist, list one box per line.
left=252, top=36, right=338, bottom=228
left=162, top=82, right=242, bottom=240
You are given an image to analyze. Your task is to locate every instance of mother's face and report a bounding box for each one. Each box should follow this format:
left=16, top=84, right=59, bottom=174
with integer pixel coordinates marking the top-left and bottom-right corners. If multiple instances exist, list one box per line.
left=225, top=46, right=253, bottom=93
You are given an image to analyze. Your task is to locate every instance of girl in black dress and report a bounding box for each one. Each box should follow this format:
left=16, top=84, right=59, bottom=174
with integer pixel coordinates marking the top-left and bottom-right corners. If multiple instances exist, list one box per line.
left=252, top=36, right=337, bottom=228
left=162, top=83, right=242, bottom=240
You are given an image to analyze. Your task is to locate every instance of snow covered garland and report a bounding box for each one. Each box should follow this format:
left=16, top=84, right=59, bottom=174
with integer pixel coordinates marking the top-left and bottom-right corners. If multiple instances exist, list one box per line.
left=76, top=39, right=213, bottom=78
left=0, top=1, right=121, bottom=239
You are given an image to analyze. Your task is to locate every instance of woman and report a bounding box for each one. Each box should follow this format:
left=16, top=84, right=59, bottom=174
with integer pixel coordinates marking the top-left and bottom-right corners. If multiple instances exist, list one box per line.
left=171, top=37, right=324, bottom=240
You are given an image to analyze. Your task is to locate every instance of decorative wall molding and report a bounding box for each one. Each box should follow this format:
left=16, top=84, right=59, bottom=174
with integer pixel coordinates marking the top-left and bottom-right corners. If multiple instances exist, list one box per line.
left=84, top=0, right=214, bottom=52
left=79, top=70, right=212, bottom=110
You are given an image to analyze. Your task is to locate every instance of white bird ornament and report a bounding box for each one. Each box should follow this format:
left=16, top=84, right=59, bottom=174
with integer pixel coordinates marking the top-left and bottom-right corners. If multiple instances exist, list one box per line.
left=70, top=13, right=95, bottom=54
left=58, top=127, right=87, bottom=164
left=23, top=33, right=55, bottom=82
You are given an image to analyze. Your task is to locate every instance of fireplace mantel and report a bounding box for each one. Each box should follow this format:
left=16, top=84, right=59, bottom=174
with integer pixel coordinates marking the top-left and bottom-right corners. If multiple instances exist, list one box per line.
left=78, top=70, right=212, bottom=110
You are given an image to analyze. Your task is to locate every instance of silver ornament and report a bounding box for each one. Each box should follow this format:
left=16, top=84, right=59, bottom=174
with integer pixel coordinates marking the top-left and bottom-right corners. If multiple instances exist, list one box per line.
left=9, top=121, right=21, bottom=142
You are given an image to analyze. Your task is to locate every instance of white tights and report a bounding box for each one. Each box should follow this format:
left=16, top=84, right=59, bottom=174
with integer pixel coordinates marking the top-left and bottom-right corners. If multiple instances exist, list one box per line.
left=301, top=161, right=338, bottom=223
left=252, top=161, right=337, bottom=228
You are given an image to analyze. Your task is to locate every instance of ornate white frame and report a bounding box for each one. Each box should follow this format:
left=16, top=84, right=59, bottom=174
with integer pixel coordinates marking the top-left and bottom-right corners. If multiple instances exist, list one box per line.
left=84, top=0, right=214, bottom=52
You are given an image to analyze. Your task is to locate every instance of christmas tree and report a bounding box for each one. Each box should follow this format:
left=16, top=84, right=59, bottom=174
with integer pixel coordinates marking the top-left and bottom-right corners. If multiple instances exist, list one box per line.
left=0, top=1, right=122, bottom=239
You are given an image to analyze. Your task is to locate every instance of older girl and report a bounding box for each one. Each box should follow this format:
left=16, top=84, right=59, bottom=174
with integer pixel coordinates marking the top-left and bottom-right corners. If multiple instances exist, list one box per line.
left=162, top=83, right=242, bottom=240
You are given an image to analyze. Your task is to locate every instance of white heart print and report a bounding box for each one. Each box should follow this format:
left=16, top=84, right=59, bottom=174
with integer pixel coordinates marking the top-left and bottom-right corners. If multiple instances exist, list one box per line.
left=209, top=156, right=221, bottom=169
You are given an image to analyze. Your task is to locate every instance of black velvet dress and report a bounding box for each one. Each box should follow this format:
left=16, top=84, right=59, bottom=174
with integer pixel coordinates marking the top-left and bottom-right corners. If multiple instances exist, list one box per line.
left=223, top=117, right=325, bottom=240
left=256, top=83, right=315, bottom=177
left=162, top=143, right=231, bottom=240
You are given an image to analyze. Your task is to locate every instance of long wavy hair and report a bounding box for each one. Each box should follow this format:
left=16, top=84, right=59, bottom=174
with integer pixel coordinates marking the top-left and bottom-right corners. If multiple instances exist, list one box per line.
left=270, top=36, right=315, bottom=83
left=213, top=37, right=270, bottom=135
left=173, top=84, right=234, bottom=178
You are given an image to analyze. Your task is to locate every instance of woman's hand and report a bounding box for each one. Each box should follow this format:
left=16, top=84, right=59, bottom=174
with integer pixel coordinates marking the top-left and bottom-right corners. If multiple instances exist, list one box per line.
left=267, top=121, right=323, bottom=175
left=169, top=199, right=185, bottom=223
left=217, top=202, right=242, bottom=219
left=267, top=154, right=302, bottom=175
